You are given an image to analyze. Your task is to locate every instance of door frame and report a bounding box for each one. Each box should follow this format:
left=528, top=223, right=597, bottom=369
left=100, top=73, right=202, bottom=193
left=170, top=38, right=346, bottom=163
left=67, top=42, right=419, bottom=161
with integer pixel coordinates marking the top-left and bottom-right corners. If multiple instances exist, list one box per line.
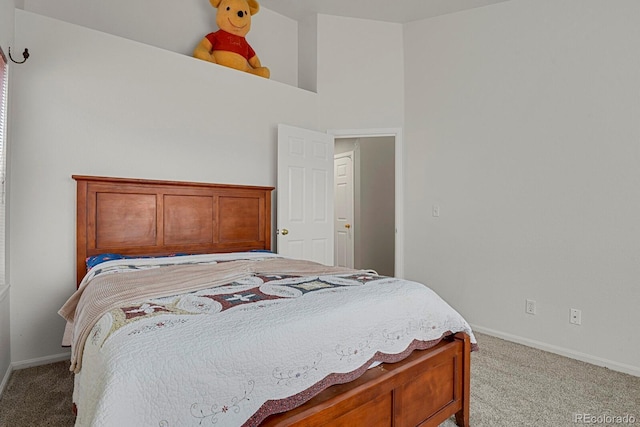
left=328, top=128, right=404, bottom=279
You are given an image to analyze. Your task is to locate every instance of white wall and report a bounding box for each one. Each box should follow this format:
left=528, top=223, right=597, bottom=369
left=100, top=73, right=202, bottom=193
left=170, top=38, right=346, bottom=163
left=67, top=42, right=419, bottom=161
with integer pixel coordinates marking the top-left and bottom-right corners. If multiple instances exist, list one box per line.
left=0, top=0, right=14, bottom=50
left=0, top=287, right=9, bottom=394
left=9, top=10, right=317, bottom=363
left=314, top=16, right=404, bottom=277
left=7, top=6, right=407, bottom=369
left=316, top=15, right=404, bottom=130
left=359, top=137, right=395, bottom=276
left=22, top=0, right=298, bottom=87
left=11, top=0, right=638, bottom=377
left=0, top=0, right=14, bottom=395
left=298, top=14, right=317, bottom=93
left=404, top=0, right=640, bottom=374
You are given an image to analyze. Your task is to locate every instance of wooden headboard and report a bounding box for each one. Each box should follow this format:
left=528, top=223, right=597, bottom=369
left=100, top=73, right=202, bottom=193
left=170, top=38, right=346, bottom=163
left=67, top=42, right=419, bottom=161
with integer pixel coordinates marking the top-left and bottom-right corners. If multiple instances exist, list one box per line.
left=73, top=175, right=274, bottom=286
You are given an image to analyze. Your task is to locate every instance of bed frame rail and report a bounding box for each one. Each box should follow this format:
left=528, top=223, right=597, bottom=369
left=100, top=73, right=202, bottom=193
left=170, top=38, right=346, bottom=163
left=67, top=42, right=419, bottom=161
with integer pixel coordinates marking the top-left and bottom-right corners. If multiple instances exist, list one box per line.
left=261, top=333, right=470, bottom=427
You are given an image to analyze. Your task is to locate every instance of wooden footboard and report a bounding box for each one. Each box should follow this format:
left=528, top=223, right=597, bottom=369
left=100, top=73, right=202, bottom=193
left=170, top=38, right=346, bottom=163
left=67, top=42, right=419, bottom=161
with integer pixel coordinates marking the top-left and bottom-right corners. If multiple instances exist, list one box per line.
left=261, top=332, right=471, bottom=427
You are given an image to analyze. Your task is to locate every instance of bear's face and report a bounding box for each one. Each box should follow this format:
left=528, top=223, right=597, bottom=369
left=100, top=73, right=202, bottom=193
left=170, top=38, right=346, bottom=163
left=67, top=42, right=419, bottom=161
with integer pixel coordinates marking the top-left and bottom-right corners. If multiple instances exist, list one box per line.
left=214, top=0, right=258, bottom=38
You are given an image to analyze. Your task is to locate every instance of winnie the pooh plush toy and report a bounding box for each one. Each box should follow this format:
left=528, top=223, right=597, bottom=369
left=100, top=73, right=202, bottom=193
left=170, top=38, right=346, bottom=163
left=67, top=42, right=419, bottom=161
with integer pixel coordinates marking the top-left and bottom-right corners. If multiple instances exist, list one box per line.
left=193, top=0, right=270, bottom=79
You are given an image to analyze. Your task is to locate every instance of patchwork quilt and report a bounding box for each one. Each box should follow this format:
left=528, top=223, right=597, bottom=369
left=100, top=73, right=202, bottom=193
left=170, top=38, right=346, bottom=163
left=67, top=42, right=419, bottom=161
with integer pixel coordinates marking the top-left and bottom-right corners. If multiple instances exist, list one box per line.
left=60, top=252, right=477, bottom=427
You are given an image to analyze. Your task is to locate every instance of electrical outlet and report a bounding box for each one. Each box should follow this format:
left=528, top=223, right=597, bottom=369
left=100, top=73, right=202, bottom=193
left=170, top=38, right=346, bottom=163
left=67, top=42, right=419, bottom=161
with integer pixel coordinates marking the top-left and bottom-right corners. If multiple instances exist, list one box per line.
left=526, top=299, right=536, bottom=315
left=570, top=308, right=582, bottom=325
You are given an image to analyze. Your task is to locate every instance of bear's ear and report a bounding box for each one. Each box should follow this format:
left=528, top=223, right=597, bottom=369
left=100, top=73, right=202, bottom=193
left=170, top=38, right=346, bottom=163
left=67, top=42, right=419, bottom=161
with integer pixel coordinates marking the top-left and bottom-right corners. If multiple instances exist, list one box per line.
left=248, top=0, right=260, bottom=15
left=210, top=0, right=222, bottom=8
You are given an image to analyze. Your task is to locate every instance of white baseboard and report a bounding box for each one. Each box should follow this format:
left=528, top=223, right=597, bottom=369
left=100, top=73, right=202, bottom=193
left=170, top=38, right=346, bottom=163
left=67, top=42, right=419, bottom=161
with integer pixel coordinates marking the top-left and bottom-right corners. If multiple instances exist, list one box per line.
left=0, top=363, right=12, bottom=399
left=471, top=324, right=640, bottom=378
left=11, top=352, right=71, bottom=371
left=0, top=352, right=71, bottom=398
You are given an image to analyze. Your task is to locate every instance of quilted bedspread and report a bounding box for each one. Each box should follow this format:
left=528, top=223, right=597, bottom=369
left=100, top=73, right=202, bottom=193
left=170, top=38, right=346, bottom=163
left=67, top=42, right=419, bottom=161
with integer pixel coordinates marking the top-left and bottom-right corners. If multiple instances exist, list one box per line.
left=62, top=252, right=477, bottom=427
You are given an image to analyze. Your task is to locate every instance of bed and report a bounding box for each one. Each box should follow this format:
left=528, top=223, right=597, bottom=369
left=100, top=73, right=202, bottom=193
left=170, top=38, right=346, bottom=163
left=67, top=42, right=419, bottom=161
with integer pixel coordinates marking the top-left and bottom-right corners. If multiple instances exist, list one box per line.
left=60, top=175, right=477, bottom=427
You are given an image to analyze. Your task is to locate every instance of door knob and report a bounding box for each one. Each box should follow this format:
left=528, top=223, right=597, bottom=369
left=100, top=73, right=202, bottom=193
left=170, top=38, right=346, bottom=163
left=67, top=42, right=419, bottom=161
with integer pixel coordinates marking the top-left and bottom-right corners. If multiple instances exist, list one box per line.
left=344, top=224, right=351, bottom=229
left=281, top=228, right=289, bottom=235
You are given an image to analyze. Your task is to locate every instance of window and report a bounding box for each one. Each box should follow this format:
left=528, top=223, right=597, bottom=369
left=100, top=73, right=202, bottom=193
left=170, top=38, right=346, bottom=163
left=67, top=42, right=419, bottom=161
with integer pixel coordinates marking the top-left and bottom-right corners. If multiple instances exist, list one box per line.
left=0, top=47, right=7, bottom=286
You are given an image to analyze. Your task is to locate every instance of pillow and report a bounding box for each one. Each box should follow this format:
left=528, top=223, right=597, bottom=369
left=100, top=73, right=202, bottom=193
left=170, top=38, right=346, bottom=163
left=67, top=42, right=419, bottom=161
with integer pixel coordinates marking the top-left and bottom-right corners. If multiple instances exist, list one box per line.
left=85, top=253, right=131, bottom=271
left=85, top=253, right=188, bottom=271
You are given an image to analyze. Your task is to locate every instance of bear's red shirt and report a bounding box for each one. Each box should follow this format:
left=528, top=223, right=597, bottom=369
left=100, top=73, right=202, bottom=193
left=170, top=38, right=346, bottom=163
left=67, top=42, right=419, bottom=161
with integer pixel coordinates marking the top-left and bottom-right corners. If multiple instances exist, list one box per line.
left=205, top=29, right=256, bottom=61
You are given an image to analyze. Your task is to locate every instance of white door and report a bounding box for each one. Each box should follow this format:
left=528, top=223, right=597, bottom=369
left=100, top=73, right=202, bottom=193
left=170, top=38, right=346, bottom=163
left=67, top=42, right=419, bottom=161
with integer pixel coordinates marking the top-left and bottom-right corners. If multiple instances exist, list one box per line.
left=277, top=124, right=335, bottom=265
left=334, top=152, right=354, bottom=268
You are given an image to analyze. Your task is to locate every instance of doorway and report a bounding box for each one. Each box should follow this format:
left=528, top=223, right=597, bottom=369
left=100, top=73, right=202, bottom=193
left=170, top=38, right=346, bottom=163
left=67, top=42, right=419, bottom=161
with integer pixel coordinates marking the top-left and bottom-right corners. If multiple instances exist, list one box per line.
left=330, top=128, right=404, bottom=278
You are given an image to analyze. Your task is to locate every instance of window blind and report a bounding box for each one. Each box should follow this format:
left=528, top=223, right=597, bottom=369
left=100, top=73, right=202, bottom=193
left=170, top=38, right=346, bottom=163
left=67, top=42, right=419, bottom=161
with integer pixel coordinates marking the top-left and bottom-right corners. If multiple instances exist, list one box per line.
left=0, top=47, right=7, bottom=286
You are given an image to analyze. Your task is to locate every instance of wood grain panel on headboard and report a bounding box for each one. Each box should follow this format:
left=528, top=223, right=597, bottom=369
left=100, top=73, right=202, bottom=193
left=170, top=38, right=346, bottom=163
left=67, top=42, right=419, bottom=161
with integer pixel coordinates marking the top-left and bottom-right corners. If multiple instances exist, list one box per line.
left=73, top=175, right=274, bottom=286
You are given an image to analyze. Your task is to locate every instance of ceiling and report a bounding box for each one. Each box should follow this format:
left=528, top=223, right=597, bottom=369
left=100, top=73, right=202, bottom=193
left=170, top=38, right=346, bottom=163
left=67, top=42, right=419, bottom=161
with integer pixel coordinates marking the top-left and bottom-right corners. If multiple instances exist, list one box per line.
left=258, top=0, right=511, bottom=24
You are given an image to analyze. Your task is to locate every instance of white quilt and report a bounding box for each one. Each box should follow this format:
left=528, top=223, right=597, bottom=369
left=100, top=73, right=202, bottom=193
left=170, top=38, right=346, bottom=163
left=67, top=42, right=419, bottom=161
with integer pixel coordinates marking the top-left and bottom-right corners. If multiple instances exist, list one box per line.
left=68, top=252, right=477, bottom=427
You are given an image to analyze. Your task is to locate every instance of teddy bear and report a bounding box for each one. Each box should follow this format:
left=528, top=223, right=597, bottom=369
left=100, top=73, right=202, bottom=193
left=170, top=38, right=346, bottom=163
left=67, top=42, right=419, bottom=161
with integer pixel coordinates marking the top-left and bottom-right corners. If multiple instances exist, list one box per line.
left=193, top=0, right=270, bottom=79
